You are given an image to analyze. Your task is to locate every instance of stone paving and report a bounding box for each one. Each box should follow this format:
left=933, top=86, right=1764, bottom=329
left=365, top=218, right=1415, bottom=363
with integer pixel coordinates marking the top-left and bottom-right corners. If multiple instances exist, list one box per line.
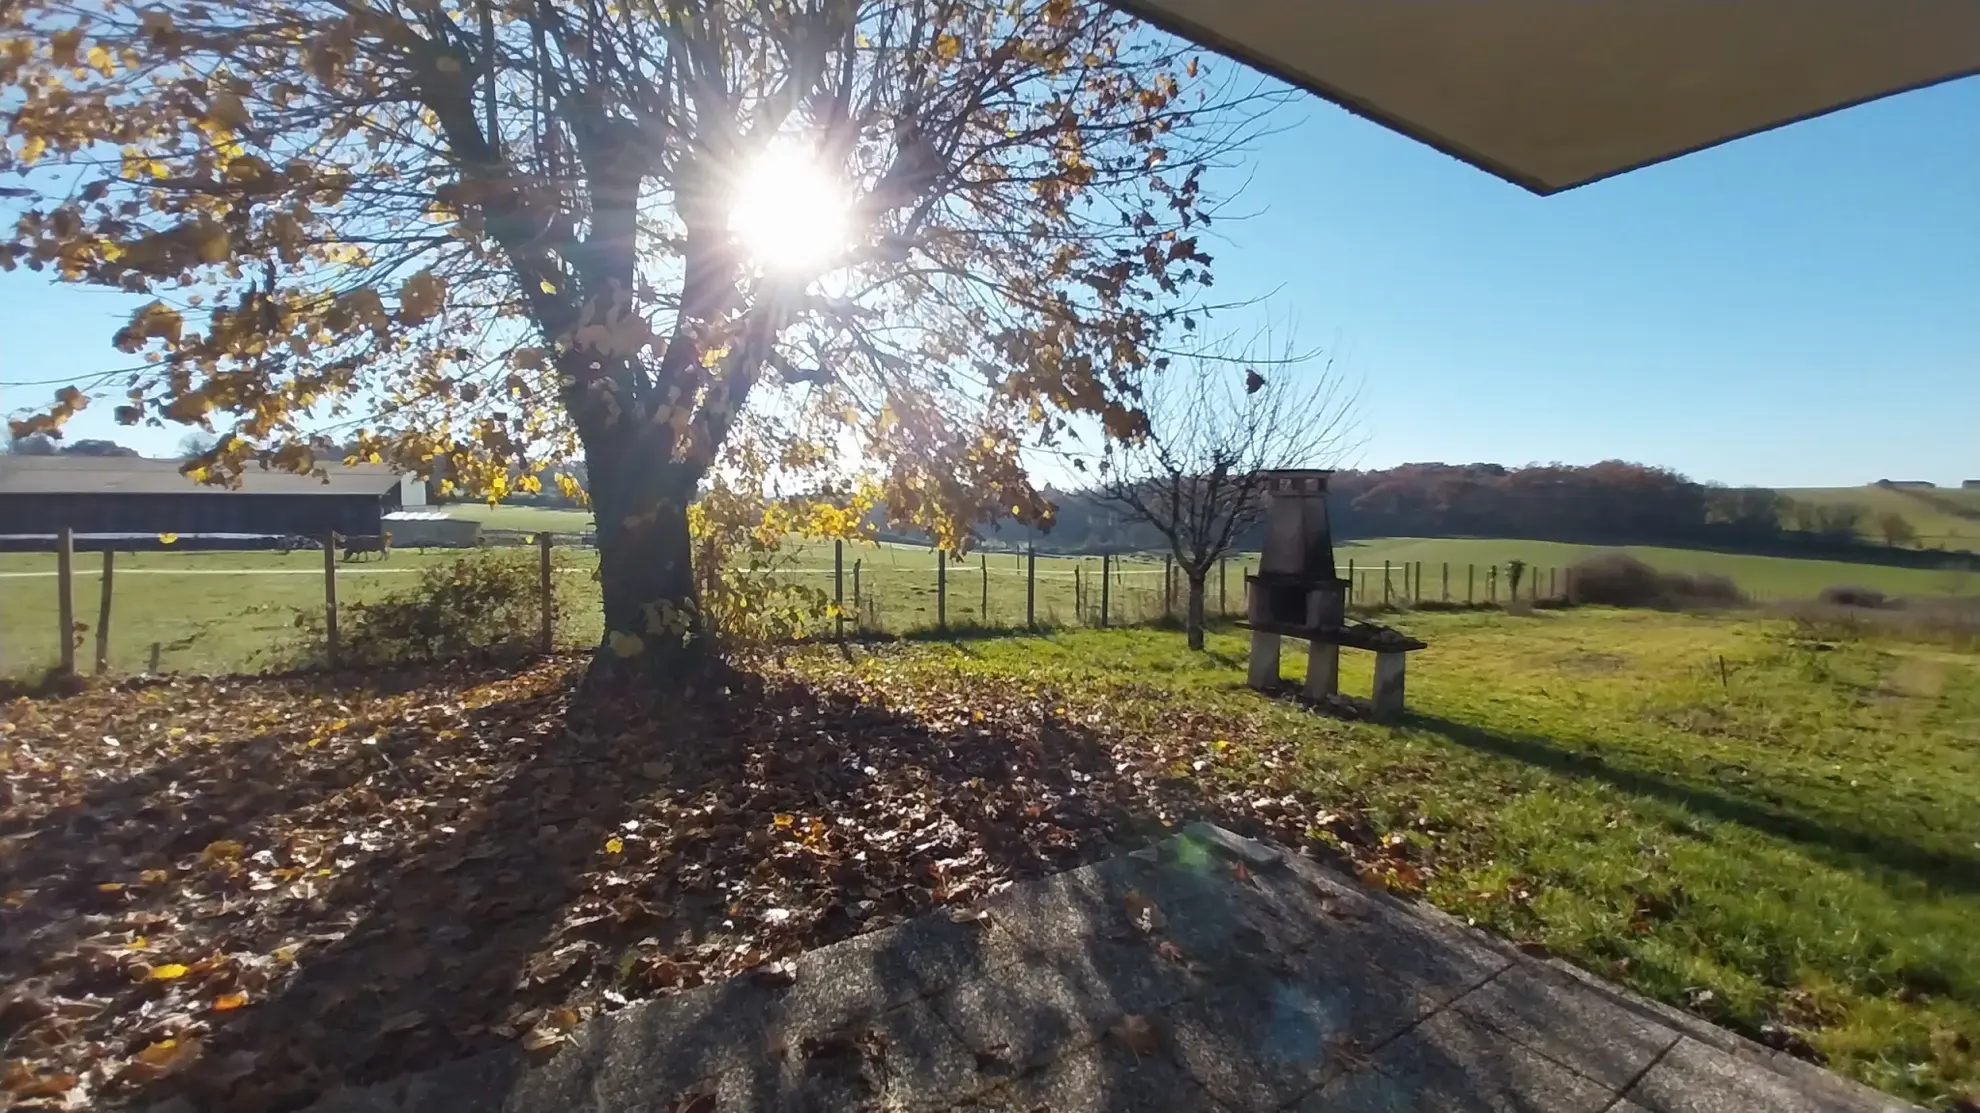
left=306, top=824, right=1920, bottom=1113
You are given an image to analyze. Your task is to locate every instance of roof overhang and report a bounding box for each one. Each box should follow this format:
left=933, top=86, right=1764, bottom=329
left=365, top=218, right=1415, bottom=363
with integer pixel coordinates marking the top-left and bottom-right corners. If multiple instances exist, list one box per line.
left=1112, top=1, right=1980, bottom=194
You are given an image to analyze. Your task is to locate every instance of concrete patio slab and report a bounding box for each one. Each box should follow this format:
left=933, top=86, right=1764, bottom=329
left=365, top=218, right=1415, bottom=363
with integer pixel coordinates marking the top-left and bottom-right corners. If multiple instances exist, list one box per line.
left=299, top=823, right=1924, bottom=1113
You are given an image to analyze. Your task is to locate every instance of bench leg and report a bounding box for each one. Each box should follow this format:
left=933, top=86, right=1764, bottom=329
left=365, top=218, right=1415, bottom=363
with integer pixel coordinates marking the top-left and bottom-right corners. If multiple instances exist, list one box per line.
left=1372, top=651, right=1407, bottom=721
left=1247, top=630, right=1281, bottom=690
left=1304, top=640, right=1339, bottom=699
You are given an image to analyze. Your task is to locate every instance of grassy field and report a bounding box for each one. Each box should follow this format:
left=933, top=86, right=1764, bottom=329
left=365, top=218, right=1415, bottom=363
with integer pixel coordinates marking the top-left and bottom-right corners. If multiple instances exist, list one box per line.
left=5, top=534, right=1976, bottom=678
left=788, top=610, right=1980, bottom=1106
left=1782, top=486, right=1980, bottom=553
left=1334, top=537, right=1980, bottom=602
left=435, top=487, right=1980, bottom=552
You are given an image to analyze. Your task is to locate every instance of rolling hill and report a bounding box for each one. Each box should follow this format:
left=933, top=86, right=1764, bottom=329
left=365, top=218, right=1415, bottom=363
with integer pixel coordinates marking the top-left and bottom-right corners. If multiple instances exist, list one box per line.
left=1776, top=484, right=1980, bottom=552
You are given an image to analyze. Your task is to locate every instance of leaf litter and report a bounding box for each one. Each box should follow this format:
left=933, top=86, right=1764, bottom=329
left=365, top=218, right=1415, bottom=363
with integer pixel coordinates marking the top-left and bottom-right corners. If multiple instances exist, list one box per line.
left=1, top=647, right=1429, bottom=1110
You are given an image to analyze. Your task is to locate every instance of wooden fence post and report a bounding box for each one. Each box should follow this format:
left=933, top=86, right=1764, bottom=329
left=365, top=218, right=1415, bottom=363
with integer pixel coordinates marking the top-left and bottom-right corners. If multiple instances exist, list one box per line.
left=1100, top=553, right=1111, bottom=627
left=323, top=533, right=340, bottom=668
left=1488, top=565, right=1497, bottom=603
left=538, top=532, right=554, bottom=653
left=937, top=550, right=947, bottom=631
left=1415, top=562, right=1423, bottom=605
left=980, top=553, right=989, bottom=625
left=853, top=559, right=863, bottom=631
left=94, top=550, right=115, bottom=674
left=834, top=540, right=846, bottom=641
left=56, top=527, right=76, bottom=676
left=1346, top=558, right=1356, bottom=605
left=1549, top=567, right=1557, bottom=600
left=1442, top=562, right=1450, bottom=603
left=147, top=641, right=161, bottom=674
left=1026, top=546, right=1036, bottom=628
left=1073, top=565, right=1083, bottom=623
left=1382, top=560, right=1391, bottom=606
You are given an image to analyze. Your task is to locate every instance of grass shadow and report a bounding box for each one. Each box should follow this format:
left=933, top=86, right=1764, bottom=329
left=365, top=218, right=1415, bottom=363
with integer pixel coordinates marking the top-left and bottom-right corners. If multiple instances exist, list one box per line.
left=1407, top=713, right=1980, bottom=897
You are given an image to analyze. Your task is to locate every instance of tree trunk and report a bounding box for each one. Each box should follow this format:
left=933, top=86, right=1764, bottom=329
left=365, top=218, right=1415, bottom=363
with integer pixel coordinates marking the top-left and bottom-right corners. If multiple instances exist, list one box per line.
left=585, top=425, right=702, bottom=684
left=1185, top=573, right=1208, bottom=651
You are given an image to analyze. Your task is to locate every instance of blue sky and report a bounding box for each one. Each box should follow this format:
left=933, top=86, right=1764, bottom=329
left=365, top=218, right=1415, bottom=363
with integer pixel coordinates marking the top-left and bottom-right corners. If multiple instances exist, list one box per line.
left=3, top=74, right=1975, bottom=488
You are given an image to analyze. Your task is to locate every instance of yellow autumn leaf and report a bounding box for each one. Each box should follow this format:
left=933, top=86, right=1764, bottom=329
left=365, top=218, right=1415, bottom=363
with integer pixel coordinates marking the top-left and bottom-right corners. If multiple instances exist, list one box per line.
left=158, top=533, right=178, bottom=545
left=773, top=814, right=795, bottom=829
left=607, top=631, right=644, bottom=658
left=86, top=44, right=114, bottom=74
left=98, top=882, right=125, bottom=892
left=201, top=838, right=243, bottom=860
left=136, top=1038, right=185, bottom=1066
left=604, top=836, right=624, bottom=854
left=212, top=991, right=249, bottom=1012
left=538, top=278, right=558, bottom=294
left=150, top=963, right=190, bottom=981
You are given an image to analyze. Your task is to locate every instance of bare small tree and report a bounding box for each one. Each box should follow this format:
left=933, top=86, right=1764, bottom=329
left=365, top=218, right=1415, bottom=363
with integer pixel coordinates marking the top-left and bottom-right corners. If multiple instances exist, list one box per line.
left=1877, top=511, right=1918, bottom=548
left=1095, top=329, right=1358, bottom=650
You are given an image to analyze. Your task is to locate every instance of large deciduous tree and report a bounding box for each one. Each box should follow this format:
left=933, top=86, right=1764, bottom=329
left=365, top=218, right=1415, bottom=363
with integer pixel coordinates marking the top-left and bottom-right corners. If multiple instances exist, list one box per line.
left=1093, top=329, right=1356, bottom=650
left=1, top=0, right=1268, bottom=677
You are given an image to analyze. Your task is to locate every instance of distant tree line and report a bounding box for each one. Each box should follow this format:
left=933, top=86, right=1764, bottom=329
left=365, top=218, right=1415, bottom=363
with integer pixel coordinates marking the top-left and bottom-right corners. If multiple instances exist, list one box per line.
left=934, top=460, right=1958, bottom=562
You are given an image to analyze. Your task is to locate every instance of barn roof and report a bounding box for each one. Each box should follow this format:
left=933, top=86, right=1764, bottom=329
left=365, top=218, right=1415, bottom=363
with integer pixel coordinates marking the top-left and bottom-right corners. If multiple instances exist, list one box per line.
left=0, top=456, right=403, bottom=497
left=1114, top=0, right=1980, bottom=194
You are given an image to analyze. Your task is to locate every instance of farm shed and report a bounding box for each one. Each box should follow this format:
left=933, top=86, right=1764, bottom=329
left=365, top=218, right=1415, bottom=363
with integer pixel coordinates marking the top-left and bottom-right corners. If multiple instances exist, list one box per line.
left=1111, top=1, right=1980, bottom=194
left=381, top=510, right=483, bottom=548
left=0, top=456, right=412, bottom=550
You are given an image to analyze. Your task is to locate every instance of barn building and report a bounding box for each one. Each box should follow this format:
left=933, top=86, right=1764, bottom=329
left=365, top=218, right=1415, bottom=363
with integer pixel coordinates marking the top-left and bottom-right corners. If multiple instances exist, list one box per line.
left=0, top=456, right=421, bottom=551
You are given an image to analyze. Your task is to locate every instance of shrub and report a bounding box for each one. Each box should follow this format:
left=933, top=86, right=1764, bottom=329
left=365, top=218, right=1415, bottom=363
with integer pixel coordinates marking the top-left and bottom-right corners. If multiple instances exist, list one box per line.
left=1817, top=585, right=1889, bottom=609
left=295, top=548, right=562, bottom=666
left=1568, top=552, right=1744, bottom=610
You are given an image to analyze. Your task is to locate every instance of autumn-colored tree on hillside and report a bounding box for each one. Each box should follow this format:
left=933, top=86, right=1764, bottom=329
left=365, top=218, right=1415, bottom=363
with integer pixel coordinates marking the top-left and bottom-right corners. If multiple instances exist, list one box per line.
left=1, top=0, right=1267, bottom=677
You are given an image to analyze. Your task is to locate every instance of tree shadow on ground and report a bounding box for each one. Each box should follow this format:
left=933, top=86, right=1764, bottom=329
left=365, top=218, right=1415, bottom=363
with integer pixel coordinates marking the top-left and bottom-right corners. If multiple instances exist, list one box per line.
left=1407, top=713, right=1980, bottom=897
left=6, top=653, right=1403, bottom=1111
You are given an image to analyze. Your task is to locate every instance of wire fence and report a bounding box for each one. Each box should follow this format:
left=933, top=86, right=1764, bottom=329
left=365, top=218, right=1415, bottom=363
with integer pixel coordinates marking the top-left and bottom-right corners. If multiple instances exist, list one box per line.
left=4, top=529, right=1607, bottom=680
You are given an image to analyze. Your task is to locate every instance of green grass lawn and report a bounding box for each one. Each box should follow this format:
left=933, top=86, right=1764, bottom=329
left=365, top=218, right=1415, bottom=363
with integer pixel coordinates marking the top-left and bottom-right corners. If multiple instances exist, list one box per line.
left=789, top=610, right=1980, bottom=1106
left=8, top=532, right=1977, bottom=678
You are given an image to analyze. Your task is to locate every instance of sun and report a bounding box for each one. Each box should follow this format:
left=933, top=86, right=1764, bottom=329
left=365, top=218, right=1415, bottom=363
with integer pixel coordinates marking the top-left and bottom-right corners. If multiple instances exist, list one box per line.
left=728, top=145, right=851, bottom=275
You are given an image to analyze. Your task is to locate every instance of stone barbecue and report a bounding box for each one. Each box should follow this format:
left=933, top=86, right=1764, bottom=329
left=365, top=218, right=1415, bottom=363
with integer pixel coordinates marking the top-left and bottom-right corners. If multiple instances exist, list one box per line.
left=1240, top=470, right=1425, bottom=719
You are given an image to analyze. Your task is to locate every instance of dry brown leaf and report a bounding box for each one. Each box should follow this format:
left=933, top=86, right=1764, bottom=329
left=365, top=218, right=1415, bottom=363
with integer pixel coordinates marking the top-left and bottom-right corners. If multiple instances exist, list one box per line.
left=1123, top=889, right=1164, bottom=934
left=3, top=1068, right=81, bottom=1099
left=1108, top=1014, right=1162, bottom=1056
left=519, top=1026, right=566, bottom=1052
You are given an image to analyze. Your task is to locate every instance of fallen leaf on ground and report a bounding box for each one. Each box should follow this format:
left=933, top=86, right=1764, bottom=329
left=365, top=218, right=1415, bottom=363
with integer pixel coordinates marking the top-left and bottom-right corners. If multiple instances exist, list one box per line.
left=519, top=1026, right=565, bottom=1052
left=1109, top=1014, right=1162, bottom=1056
left=1124, top=889, right=1165, bottom=934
